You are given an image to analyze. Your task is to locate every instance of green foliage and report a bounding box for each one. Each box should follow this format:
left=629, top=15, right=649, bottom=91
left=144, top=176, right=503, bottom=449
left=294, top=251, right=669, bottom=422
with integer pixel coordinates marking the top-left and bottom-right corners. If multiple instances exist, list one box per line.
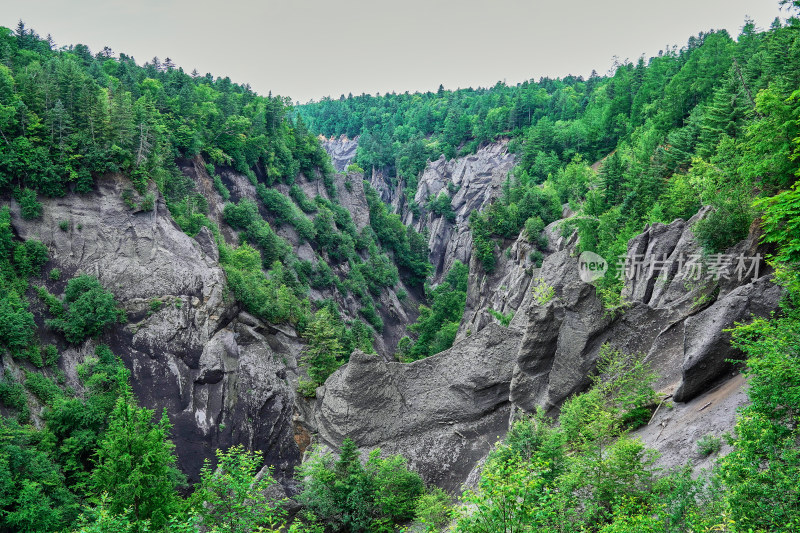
left=488, top=308, right=513, bottom=327
left=45, top=345, right=129, bottom=497
left=42, top=343, right=59, bottom=365
left=297, top=438, right=425, bottom=532
left=24, top=370, right=62, bottom=406
left=45, top=275, right=127, bottom=344
left=91, top=389, right=183, bottom=528
left=188, top=445, right=286, bottom=532
left=139, top=192, right=155, bottom=212
left=457, top=348, right=662, bottom=533
left=401, top=261, right=468, bottom=361
left=212, top=175, right=230, bottom=201
left=0, top=374, right=29, bottom=422
left=0, top=417, right=78, bottom=531
left=364, top=182, right=432, bottom=286
left=413, top=487, right=452, bottom=532
left=426, top=191, right=456, bottom=222
left=720, top=290, right=800, bottom=531
left=13, top=187, right=43, bottom=219
left=220, top=243, right=310, bottom=327
left=301, top=307, right=346, bottom=387
left=49, top=267, right=62, bottom=280
left=346, top=163, right=364, bottom=174
left=290, top=184, right=317, bottom=213
left=531, top=278, right=555, bottom=305
left=257, top=184, right=316, bottom=242
left=696, top=434, right=722, bottom=456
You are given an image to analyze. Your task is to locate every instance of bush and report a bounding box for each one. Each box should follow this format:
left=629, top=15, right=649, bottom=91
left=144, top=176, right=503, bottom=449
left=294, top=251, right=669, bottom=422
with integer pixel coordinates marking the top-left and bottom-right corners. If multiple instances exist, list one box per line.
left=14, top=187, right=42, bottom=219
left=414, top=488, right=452, bottom=531
left=222, top=198, right=259, bottom=229
left=14, top=240, right=49, bottom=278
left=297, top=439, right=424, bottom=532
left=696, top=434, right=722, bottom=456
left=488, top=308, right=514, bottom=327
left=42, top=344, right=59, bottom=366
left=289, top=184, right=317, bottom=213
left=427, top=191, right=456, bottom=222
left=0, top=296, right=36, bottom=354
left=531, top=279, right=555, bottom=305
left=139, top=192, right=155, bottom=212
left=59, top=220, right=70, bottom=232
left=45, top=275, right=127, bottom=344
left=212, top=175, right=230, bottom=201
left=524, top=216, right=545, bottom=242
left=188, top=446, right=286, bottom=531
left=49, top=268, right=61, bottom=281
left=24, top=371, right=62, bottom=406
left=693, top=204, right=751, bottom=253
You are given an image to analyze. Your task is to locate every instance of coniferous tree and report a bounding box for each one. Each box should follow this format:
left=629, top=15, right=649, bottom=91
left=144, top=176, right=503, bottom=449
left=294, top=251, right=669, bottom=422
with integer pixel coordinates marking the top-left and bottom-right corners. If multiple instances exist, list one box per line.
left=90, top=389, right=183, bottom=528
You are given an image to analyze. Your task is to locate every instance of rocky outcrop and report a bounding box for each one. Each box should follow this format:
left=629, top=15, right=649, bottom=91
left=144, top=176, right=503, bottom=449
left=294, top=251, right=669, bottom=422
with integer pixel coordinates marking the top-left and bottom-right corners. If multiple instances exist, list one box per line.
left=301, top=323, right=523, bottom=491
left=7, top=176, right=303, bottom=485
left=409, top=143, right=516, bottom=284
left=320, top=135, right=358, bottom=172
left=510, top=209, right=782, bottom=418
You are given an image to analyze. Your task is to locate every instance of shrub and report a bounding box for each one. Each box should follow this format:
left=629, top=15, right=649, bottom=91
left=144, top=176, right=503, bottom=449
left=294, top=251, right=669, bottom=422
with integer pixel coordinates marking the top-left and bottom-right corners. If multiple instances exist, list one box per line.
left=531, top=279, right=555, bottom=305
left=301, top=307, right=345, bottom=387
left=414, top=488, right=452, bottom=531
left=188, top=446, right=286, bottom=531
left=427, top=191, right=456, bottom=222
left=121, top=189, right=136, bottom=209
left=524, top=216, right=545, bottom=242
left=222, top=198, right=259, bottom=229
left=529, top=249, right=544, bottom=267
left=14, top=187, right=42, bottom=219
left=297, top=379, right=318, bottom=398
left=139, top=192, right=155, bottom=212
left=42, top=344, right=59, bottom=366
left=14, top=240, right=49, bottom=278
left=696, top=434, right=722, bottom=456
left=488, top=308, right=514, bottom=327
left=0, top=296, right=36, bottom=354
left=297, top=439, right=424, bottom=532
left=693, top=204, right=751, bottom=253
left=49, top=268, right=61, bottom=281
left=346, top=162, right=365, bottom=173
left=24, top=371, right=62, bottom=406
left=59, top=220, right=70, bottom=232
left=289, top=184, right=317, bottom=213
left=212, top=175, right=230, bottom=201
left=45, top=275, right=127, bottom=344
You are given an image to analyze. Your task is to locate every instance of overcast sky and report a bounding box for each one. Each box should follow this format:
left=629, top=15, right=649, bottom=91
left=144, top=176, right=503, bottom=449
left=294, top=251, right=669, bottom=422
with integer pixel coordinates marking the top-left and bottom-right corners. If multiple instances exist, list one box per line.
left=1, top=0, right=789, bottom=103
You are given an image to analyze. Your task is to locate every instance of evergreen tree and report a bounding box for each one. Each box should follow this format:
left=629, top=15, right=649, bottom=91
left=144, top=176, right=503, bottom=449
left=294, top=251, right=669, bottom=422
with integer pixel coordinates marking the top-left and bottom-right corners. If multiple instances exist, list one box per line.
left=90, top=389, right=183, bottom=528
left=302, top=307, right=346, bottom=386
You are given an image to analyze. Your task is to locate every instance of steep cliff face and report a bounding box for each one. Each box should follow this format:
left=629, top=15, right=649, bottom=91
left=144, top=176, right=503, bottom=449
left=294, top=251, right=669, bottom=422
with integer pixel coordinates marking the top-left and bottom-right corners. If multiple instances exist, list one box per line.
left=319, top=136, right=358, bottom=172
left=410, top=143, right=516, bottom=284
left=5, top=138, right=781, bottom=497
left=303, top=144, right=783, bottom=489
left=6, top=176, right=304, bottom=485
left=216, top=163, right=420, bottom=359
left=298, top=323, right=522, bottom=491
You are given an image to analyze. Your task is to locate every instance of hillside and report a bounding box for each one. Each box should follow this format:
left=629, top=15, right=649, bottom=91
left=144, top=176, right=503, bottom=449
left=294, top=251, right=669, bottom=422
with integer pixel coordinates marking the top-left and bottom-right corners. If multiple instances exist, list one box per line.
left=0, top=5, right=798, bottom=533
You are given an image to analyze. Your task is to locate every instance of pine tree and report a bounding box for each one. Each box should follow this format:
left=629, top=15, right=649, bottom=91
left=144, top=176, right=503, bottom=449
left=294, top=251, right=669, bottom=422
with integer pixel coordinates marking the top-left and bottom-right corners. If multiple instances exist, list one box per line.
left=302, top=307, right=345, bottom=385
left=90, top=389, right=182, bottom=528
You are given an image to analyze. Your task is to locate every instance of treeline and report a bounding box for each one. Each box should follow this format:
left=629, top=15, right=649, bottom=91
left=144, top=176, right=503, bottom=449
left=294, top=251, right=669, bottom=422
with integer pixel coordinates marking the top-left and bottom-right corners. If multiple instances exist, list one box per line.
left=301, top=12, right=800, bottom=313
left=0, top=19, right=443, bottom=383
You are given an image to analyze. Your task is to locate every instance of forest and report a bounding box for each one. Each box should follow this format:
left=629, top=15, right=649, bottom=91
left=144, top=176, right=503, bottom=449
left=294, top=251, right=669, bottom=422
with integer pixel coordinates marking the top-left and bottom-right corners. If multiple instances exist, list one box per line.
left=0, top=0, right=797, bottom=530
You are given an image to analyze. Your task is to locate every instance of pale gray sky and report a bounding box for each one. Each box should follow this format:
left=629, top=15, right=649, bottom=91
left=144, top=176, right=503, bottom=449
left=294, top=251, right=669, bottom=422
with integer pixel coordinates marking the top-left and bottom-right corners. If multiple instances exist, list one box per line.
left=1, top=0, right=789, bottom=103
